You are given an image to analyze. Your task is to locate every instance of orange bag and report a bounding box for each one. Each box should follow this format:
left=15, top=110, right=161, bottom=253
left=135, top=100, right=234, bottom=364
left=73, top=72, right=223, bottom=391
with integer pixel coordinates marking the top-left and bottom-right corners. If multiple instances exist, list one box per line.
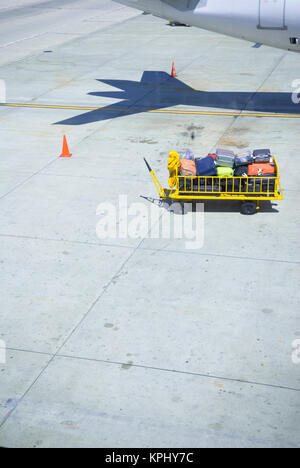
left=180, top=158, right=196, bottom=176
left=248, top=162, right=275, bottom=176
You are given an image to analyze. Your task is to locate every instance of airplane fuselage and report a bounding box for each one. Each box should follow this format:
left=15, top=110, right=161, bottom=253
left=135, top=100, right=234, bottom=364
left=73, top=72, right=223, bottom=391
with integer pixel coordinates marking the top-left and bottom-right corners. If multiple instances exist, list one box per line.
left=114, top=0, right=300, bottom=52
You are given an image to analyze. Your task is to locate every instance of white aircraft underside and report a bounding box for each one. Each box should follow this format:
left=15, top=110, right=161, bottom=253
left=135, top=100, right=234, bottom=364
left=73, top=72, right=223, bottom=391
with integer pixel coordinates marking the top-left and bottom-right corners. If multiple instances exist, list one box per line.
left=114, top=0, right=300, bottom=52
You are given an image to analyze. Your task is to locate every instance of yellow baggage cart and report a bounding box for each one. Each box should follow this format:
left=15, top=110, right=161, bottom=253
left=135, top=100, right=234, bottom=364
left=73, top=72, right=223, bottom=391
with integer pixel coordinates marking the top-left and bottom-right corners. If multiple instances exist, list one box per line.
left=144, top=157, right=283, bottom=215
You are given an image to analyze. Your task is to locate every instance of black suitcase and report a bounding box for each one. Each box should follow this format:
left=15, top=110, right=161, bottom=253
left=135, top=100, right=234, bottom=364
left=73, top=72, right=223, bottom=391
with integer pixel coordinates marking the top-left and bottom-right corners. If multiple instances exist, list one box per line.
left=221, top=178, right=244, bottom=193
left=234, top=165, right=249, bottom=177
left=253, top=149, right=271, bottom=163
left=198, top=178, right=221, bottom=193
left=247, top=176, right=275, bottom=193
left=178, top=177, right=221, bottom=195
left=179, top=177, right=193, bottom=191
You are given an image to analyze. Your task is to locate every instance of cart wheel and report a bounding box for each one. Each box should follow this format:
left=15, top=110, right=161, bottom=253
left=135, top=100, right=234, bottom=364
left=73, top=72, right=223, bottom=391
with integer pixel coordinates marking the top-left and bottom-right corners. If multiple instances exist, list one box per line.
left=241, top=202, right=257, bottom=215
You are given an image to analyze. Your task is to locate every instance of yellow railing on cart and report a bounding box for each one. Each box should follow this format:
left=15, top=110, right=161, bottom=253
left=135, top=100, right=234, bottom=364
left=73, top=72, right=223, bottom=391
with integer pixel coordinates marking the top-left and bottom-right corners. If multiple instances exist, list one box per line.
left=145, top=156, right=283, bottom=201
left=172, top=175, right=283, bottom=200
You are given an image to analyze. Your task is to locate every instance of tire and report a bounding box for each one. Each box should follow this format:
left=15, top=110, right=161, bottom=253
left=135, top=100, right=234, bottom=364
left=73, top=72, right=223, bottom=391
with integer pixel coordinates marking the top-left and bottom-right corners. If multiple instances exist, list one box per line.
left=241, top=202, right=257, bottom=215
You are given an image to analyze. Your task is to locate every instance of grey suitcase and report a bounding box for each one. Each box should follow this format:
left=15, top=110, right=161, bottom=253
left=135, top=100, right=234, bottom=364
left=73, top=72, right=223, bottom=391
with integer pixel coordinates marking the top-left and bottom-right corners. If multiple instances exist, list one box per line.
left=216, top=148, right=235, bottom=168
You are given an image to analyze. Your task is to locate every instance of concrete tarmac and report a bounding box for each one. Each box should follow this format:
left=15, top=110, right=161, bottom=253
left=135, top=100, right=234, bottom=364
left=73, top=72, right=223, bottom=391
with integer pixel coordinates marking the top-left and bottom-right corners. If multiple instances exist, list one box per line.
left=0, top=0, right=299, bottom=448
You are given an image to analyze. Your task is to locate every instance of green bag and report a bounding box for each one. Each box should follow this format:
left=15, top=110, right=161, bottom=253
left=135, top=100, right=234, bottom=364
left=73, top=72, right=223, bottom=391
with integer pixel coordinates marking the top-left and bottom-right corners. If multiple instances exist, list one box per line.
left=217, top=167, right=234, bottom=177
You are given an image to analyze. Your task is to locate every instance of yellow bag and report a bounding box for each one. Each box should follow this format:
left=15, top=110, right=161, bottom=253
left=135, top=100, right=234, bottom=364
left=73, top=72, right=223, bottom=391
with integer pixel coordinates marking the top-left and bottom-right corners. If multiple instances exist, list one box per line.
left=168, top=176, right=176, bottom=188
left=169, top=150, right=180, bottom=159
left=168, top=151, right=180, bottom=188
left=168, top=151, right=180, bottom=171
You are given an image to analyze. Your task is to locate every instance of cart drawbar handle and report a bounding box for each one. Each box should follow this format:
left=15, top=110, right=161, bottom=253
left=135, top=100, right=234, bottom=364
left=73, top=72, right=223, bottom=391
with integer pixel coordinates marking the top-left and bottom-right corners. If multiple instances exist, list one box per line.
left=144, top=158, right=152, bottom=173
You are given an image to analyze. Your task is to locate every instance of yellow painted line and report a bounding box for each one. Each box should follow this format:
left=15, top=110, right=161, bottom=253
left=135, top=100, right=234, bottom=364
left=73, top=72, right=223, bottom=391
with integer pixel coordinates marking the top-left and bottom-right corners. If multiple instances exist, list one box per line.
left=149, top=109, right=300, bottom=118
left=1, top=102, right=300, bottom=118
left=0, top=103, right=98, bottom=111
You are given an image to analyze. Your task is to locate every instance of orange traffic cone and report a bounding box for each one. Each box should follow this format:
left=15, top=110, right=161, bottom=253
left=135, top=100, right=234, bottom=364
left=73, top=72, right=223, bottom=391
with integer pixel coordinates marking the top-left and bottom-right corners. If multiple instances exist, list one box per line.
left=171, top=62, right=177, bottom=78
left=60, top=135, right=72, bottom=158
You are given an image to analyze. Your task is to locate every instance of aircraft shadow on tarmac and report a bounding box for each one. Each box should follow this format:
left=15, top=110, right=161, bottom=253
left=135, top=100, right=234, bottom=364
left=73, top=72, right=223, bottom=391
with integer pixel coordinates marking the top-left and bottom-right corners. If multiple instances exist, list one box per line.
left=54, top=71, right=300, bottom=125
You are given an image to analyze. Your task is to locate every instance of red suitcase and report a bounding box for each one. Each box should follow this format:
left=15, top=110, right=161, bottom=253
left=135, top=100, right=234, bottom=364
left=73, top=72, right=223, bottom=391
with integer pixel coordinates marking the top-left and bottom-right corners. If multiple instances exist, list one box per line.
left=207, top=153, right=217, bottom=161
left=248, top=162, right=275, bottom=176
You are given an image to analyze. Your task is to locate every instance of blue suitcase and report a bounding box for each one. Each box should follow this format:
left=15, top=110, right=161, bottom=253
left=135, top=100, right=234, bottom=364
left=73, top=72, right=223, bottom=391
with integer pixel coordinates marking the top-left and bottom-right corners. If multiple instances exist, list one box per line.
left=235, top=151, right=254, bottom=166
left=195, top=156, right=217, bottom=176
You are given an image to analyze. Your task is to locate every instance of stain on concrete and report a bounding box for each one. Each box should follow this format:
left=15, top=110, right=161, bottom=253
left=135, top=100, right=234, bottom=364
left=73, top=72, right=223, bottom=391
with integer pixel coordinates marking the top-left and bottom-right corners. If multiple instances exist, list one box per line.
left=33, top=440, right=43, bottom=448
left=61, top=420, right=79, bottom=430
left=128, top=137, right=158, bottom=145
left=121, top=361, right=133, bottom=370
left=187, top=124, right=204, bottom=131
left=218, top=136, right=249, bottom=149
left=5, top=398, right=19, bottom=409
left=262, top=308, right=273, bottom=314
left=214, top=382, right=224, bottom=389
left=209, top=423, right=223, bottom=431
left=172, top=396, right=181, bottom=403
left=229, top=127, right=250, bottom=135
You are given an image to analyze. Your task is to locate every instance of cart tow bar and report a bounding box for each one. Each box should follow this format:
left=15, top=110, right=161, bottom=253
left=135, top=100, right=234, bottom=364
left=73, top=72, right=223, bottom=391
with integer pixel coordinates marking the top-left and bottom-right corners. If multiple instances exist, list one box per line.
left=144, top=158, right=152, bottom=172
left=143, top=158, right=165, bottom=198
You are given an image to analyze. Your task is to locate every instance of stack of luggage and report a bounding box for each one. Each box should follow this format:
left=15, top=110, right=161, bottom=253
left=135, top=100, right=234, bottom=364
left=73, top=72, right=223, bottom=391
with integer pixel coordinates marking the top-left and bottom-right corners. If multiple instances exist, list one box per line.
left=172, top=148, right=276, bottom=194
